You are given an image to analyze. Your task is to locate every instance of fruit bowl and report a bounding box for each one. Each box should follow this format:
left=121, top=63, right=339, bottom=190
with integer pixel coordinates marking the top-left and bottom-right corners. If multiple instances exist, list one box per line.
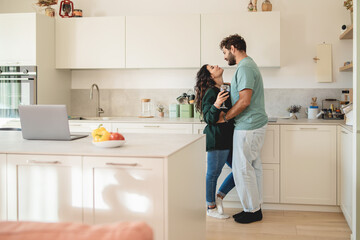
left=92, top=140, right=126, bottom=148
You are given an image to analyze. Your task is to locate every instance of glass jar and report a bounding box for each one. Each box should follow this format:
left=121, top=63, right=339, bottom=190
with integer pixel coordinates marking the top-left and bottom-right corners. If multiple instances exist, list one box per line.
left=340, top=90, right=350, bottom=105
left=141, top=99, right=151, bottom=117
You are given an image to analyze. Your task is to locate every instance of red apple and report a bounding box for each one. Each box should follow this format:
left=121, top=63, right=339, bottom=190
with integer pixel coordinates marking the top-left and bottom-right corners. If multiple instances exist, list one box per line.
left=110, top=132, right=125, bottom=141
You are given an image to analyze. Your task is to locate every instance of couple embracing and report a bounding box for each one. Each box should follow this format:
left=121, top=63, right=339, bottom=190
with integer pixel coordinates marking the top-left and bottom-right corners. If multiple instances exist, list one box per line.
left=195, top=34, right=268, bottom=224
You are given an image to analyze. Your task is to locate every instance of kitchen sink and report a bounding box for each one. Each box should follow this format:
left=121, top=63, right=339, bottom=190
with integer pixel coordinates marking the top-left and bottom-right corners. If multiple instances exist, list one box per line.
left=70, top=116, right=114, bottom=121
left=268, top=117, right=277, bottom=122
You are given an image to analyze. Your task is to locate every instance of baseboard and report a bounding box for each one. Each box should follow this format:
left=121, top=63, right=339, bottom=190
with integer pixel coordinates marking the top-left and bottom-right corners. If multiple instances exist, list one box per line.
left=223, top=201, right=341, bottom=212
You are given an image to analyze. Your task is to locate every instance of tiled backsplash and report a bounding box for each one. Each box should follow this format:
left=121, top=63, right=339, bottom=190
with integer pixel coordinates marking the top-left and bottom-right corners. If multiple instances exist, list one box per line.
left=71, top=88, right=343, bottom=118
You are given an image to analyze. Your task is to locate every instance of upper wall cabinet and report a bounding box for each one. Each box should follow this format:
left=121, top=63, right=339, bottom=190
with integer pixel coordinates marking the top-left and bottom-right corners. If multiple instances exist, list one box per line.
left=56, top=17, right=126, bottom=69
left=0, top=13, right=36, bottom=65
left=126, top=15, right=201, bottom=68
left=201, top=12, right=280, bottom=68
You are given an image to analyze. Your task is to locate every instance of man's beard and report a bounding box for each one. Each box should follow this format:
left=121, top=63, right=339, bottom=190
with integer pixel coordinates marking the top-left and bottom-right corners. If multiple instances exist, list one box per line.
left=227, top=52, right=236, bottom=66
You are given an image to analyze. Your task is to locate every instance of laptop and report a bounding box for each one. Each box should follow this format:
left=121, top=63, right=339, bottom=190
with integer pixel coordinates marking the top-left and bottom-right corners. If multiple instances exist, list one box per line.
left=19, top=105, right=88, bottom=141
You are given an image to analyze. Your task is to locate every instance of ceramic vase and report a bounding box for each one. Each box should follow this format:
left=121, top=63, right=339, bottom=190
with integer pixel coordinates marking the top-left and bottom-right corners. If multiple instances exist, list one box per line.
left=45, top=6, right=55, bottom=17
left=289, top=112, right=298, bottom=120
left=262, top=0, right=272, bottom=11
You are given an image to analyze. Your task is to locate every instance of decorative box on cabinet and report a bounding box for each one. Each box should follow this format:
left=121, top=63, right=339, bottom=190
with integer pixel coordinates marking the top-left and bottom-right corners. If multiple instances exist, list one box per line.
left=0, top=154, right=6, bottom=220
left=7, top=154, right=83, bottom=222
left=112, top=123, right=193, bottom=134
left=56, top=17, right=126, bottom=69
left=338, top=126, right=353, bottom=230
left=126, top=15, right=201, bottom=68
left=280, top=125, right=336, bottom=205
left=201, top=12, right=280, bottom=68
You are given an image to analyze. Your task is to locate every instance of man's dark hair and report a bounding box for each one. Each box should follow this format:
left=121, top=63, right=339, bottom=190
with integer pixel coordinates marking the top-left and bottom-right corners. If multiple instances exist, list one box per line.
left=219, top=34, right=246, bottom=52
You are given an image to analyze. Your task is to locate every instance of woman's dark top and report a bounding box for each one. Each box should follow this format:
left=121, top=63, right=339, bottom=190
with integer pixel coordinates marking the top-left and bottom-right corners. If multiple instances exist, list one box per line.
left=202, top=87, right=234, bottom=151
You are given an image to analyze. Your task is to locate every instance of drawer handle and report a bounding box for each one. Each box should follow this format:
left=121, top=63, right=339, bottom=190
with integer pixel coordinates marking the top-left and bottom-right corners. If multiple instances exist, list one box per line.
left=106, top=163, right=138, bottom=167
left=341, top=130, right=349, bottom=134
left=144, top=125, right=160, bottom=128
left=69, top=124, right=82, bottom=126
left=299, top=128, right=318, bottom=130
left=27, top=160, right=62, bottom=164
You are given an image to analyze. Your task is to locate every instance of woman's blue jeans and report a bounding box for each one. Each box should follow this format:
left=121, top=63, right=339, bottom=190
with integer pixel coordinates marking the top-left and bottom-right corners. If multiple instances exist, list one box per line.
left=206, top=149, right=235, bottom=206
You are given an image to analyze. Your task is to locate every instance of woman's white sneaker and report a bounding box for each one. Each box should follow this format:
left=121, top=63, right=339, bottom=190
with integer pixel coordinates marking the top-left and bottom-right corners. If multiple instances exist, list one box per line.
left=216, top=196, right=224, bottom=215
left=207, top=208, right=230, bottom=219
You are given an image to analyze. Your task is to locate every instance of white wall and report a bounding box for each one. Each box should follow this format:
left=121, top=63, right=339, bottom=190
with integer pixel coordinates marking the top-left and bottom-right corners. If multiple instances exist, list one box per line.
left=0, top=0, right=353, bottom=89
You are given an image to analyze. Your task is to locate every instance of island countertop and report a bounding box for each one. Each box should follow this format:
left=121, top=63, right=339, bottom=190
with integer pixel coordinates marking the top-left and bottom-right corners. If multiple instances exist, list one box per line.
left=0, top=131, right=205, bottom=158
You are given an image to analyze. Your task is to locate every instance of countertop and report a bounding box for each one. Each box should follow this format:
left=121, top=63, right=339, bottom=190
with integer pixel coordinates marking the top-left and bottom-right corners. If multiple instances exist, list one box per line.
left=1, top=117, right=353, bottom=131
left=0, top=131, right=205, bottom=158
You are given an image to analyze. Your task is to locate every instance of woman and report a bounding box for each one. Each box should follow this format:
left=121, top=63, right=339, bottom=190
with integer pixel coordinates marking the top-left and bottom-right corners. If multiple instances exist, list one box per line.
left=195, top=64, right=235, bottom=219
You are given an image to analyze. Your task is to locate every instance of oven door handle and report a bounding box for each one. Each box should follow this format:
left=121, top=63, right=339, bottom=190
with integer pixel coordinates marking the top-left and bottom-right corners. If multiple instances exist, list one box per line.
left=0, top=78, right=35, bottom=81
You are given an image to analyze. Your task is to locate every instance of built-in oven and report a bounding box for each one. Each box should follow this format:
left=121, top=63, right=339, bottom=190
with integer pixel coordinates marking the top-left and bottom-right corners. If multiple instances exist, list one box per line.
left=0, top=66, right=36, bottom=118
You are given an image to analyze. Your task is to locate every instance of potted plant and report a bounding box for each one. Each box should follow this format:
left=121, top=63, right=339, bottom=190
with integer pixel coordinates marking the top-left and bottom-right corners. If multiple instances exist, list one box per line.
left=343, top=0, right=353, bottom=24
left=287, top=105, right=301, bottom=119
left=157, top=104, right=165, bottom=118
left=35, top=0, right=58, bottom=17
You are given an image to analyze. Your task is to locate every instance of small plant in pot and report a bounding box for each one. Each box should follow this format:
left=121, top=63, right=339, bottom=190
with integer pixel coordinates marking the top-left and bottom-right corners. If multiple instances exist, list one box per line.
left=287, top=105, right=301, bottom=119
left=157, top=104, right=165, bottom=118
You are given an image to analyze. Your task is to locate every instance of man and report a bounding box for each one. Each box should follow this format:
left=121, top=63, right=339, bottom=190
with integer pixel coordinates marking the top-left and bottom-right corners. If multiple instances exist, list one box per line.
left=218, top=34, right=268, bottom=224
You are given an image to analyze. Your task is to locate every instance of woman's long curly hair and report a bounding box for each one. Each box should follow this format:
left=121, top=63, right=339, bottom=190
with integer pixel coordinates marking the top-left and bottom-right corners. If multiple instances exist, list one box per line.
left=195, top=64, right=216, bottom=114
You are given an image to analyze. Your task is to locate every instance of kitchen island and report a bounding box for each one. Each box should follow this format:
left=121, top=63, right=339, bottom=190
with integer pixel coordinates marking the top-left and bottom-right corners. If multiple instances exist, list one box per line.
left=0, top=132, right=206, bottom=240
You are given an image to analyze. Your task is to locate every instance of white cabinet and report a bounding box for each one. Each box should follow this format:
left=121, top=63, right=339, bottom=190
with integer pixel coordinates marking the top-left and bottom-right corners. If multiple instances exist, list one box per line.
left=126, top=15, right=200, bottom=68
left=193, top=123, right=206, bottom=134
left=69, top=122, right=112, bottom=133
left=262, top=164, right=280, bottom=203
left=0, top=13, right=36, bottom=65
left=56, top=16, right=126, bottom=69
left=338, top=126, right=353, bottom=230
left=217, top=125, right=280, bottom=203
left=0, top=13, right=71, bottom=108
left=217, top=163, right=279, bottom=203
left=261, top=125, right=280, bottom=164
left=280, top=125, right=337, bottom=205
left=112, top=123, right=193, bottom=134
left=7, top=154, right=83, bottom=222
left=83, top=156, right=164, bottom=239
left=83, top=136, right=205, bottom=240
left=0, top=154, right=6, bottom=220
left=201, top=12, right=280, bottom=67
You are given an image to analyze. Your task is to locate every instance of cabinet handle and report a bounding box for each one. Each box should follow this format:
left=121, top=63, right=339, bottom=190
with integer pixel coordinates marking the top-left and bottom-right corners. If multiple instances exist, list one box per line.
left=106, top=163, right=138, bottom=167
left=144, top=125, right=160, bottom=128
left=69, top=124, right=82, bottom=126
left=27, top=160, right=62, bottom=165
left=341, top=130, right=349, bottom=134
left=299, top=128, right=318, bottom=130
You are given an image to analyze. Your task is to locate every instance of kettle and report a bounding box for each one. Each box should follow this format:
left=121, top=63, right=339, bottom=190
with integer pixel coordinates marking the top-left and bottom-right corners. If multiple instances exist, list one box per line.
left=306, top=106, right=322, bottom=119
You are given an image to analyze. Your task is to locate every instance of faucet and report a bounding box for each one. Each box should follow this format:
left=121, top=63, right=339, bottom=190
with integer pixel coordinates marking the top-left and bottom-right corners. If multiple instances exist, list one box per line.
left=90, top=84, right=104, bottom=117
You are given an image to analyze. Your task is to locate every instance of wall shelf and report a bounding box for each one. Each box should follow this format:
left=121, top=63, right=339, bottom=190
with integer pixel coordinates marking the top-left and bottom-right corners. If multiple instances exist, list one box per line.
left=339, top=63, right=353, bottom=72
left=339, top=25, right=353, bottom=40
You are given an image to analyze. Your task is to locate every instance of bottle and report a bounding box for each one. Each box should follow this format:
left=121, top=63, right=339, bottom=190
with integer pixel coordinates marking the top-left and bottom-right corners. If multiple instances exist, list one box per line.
left=340, top=90, right=350, bottom=105
left=141, top=99, right=151, bottom=117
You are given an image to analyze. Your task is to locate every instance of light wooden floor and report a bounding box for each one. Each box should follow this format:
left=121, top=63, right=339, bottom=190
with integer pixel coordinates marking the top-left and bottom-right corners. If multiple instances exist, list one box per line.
left=206, top=208, right=351, bottom=240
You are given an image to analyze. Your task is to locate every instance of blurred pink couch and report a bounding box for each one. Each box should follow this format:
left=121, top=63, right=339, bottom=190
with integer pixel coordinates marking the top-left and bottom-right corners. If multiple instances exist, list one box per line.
left=0, top=221, right=153, bottom=240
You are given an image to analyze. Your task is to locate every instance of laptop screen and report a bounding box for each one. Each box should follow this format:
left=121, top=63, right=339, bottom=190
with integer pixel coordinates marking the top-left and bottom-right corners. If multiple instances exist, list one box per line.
left=19, top=105, right=73, bottom=140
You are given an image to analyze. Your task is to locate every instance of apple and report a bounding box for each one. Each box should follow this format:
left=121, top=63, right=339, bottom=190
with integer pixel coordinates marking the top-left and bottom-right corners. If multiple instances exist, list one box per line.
left=110, top=132, right=125, bottom=141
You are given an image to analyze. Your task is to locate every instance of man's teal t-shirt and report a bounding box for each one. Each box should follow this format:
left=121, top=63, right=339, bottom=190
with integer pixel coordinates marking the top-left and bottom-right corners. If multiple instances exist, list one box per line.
left=230, top=56, right=268, bottom=130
